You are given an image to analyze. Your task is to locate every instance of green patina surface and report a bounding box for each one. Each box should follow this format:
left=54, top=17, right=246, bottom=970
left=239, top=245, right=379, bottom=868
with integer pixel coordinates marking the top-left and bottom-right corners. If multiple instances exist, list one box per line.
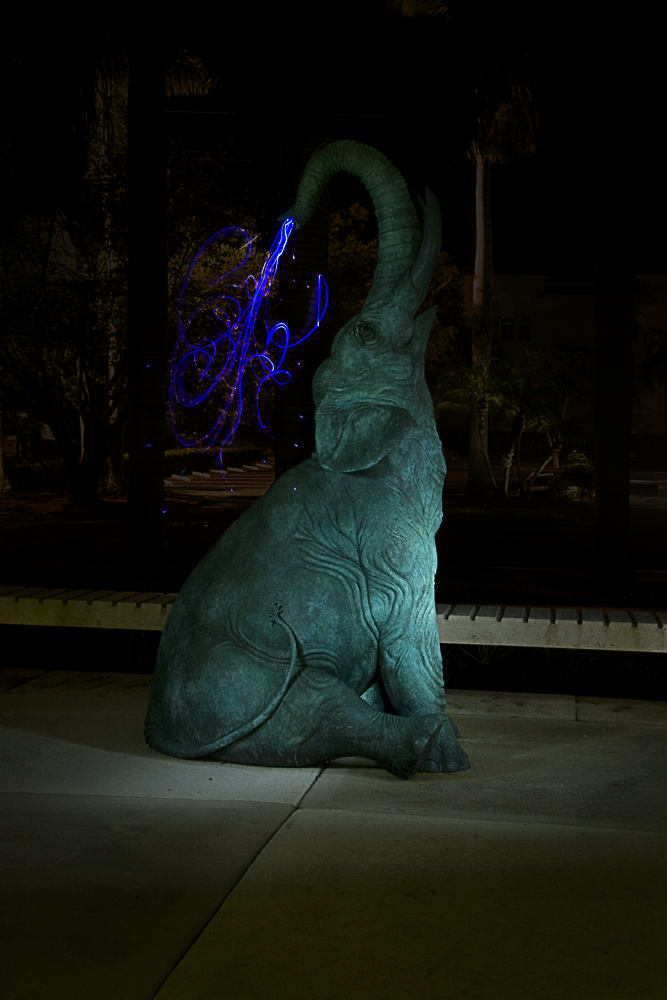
left=145, top=141, right=469, bottom=778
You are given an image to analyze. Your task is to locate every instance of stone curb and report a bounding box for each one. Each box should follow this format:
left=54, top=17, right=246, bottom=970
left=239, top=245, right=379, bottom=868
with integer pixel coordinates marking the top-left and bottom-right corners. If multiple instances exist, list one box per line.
left=437, top=604, right=666, bottom=653
left=1, top=670, right=665, bottom=726
left=2, top=588, right=665, bottom=651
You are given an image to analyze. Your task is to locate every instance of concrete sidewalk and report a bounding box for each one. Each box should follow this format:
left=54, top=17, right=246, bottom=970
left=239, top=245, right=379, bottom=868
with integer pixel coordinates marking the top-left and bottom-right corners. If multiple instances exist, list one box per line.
left=1, top=671, right=665, bottom=1000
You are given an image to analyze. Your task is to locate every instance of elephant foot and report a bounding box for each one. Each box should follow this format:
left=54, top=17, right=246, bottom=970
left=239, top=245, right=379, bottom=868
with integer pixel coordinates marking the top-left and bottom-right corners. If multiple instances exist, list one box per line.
left=417, top=716, right=470, bottom=773
left=376, top=715, right=443, bottom=780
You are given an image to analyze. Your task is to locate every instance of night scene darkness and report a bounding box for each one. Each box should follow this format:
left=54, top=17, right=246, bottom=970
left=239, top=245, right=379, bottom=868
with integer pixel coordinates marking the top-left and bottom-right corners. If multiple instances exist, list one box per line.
left=0, top=4, right=665, bottom=999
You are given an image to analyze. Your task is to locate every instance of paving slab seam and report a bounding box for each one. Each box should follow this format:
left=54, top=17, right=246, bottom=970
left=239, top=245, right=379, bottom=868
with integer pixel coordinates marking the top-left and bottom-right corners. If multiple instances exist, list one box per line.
left=2, top=683, right=664, bottom=998
left=141, top=765, right=325, bottom=998
left=152, top=807, right=667, bottom=999
left=145, top=802, right=302, bottom=1000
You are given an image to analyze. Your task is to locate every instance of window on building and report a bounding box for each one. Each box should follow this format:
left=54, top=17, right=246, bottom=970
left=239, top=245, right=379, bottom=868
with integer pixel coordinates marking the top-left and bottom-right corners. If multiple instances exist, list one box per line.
left=499, top=316, right=514, bottom=341
left=518, top=316, right=531, bottom=341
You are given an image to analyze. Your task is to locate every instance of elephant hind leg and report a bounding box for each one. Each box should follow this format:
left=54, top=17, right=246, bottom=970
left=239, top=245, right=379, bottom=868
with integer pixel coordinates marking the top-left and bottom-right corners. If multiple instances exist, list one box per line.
left=212, top=667, right=443, bottom=780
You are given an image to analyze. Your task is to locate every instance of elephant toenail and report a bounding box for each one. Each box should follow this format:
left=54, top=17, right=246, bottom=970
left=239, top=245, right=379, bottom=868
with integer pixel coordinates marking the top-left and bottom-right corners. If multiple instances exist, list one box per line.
left=445, top=760, right=460, bottom=771
left=423, top=759, right=439, bottom=772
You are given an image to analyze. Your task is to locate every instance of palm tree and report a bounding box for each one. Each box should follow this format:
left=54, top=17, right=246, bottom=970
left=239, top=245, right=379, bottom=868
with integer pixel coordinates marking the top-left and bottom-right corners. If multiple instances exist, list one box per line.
left=398, top=2, right=540, bottom=497
left=466, top=93, right=539, bottom=498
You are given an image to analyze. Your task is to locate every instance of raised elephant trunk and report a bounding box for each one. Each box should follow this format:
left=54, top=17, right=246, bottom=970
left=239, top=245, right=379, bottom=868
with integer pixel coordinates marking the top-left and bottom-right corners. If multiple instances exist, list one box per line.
left=278, top=140, right=440, bottom=312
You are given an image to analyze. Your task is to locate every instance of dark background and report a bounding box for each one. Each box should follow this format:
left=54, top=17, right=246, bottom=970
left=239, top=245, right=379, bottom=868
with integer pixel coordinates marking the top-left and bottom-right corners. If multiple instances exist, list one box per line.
left=1, top=5, right=664, bottom=696
left=158, top=3, right=665, bottom=276
left=3, top=6, right=663, bottom=278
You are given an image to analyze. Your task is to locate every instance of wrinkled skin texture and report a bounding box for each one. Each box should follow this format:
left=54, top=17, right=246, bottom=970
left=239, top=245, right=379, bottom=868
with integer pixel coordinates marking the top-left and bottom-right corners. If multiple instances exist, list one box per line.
left=145, top=141, right=469, bottom=778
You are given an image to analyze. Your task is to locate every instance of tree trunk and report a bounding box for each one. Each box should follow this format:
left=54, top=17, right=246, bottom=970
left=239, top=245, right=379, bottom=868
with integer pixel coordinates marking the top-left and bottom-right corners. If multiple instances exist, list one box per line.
left=503, top=411, right=524, bottom=494
left=502, top=454, right=512, bottom=495
left=273, top=119, right=333, bottom=480
left=525, top=440, right=562, bottom=497
left=483, top=447, right=501, bottom=494
left=107, top=406, right=128, bottom=492
left=515, top=428, right=526, bottom=498
left=467, top=155, right=493, bottom=498
left=590, top=167, right=636, bottom=593
left=125, top=36, right=168, bottom=576
left=476, top=399, right=500, bottom=494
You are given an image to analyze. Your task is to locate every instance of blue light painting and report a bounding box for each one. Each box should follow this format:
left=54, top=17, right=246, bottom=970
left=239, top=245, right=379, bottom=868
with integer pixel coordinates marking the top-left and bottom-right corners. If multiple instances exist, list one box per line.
left=168, top=220, right=328, bottom=472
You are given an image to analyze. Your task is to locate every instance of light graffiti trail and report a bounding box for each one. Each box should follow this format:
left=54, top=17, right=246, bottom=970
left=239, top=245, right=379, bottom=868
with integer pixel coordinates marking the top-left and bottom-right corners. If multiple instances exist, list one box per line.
left=168, top=220, right=328, bottom=472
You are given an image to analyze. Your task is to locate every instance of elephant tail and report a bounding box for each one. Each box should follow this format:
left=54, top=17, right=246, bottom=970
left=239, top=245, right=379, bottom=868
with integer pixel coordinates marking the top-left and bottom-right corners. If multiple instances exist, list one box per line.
left=266, top=601, right=300, bottom=653
left=144, top=604, right=302, bottom=760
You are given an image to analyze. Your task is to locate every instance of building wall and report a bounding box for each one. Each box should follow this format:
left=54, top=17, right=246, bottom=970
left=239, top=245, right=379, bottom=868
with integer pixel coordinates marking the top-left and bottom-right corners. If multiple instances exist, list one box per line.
left=458, top=271, right=666, bottom=435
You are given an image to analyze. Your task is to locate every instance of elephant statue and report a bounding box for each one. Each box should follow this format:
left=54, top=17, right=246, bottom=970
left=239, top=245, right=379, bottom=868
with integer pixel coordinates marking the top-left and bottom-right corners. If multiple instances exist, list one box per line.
left=145, top=140, right=470, bottom=779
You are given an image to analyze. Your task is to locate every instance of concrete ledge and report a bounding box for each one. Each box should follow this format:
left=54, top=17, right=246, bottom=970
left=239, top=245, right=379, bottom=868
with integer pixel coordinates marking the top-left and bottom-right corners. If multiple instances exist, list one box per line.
left=2, top=588, right=665, bottom=653
left=437, top=603, right=666, bottom=652
left=0, top=587, right=176, bottom=631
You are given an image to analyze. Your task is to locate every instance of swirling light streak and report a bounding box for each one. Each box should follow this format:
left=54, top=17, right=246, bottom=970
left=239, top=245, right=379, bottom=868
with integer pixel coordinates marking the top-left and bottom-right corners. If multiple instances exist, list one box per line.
left=168, top=220, right=328, bottom=472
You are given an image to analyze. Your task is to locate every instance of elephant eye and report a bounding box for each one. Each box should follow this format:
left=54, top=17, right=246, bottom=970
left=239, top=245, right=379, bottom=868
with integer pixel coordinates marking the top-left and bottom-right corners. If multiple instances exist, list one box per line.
left=353, top=321, right=379, bottom=347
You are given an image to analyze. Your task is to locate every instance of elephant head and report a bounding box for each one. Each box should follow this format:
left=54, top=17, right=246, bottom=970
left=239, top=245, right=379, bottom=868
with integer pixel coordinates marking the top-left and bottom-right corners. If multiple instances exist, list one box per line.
left=278, top=140, right=442, bottom=474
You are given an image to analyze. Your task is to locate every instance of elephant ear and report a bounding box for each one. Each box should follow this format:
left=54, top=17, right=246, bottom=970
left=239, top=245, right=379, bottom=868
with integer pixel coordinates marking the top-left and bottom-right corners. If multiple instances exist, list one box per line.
left=316, top=401, right=418, bottom=473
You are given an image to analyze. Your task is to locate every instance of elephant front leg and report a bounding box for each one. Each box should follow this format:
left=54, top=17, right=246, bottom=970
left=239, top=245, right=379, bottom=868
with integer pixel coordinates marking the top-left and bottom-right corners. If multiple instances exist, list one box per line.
left=379, top=608, right=470, bottom=773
